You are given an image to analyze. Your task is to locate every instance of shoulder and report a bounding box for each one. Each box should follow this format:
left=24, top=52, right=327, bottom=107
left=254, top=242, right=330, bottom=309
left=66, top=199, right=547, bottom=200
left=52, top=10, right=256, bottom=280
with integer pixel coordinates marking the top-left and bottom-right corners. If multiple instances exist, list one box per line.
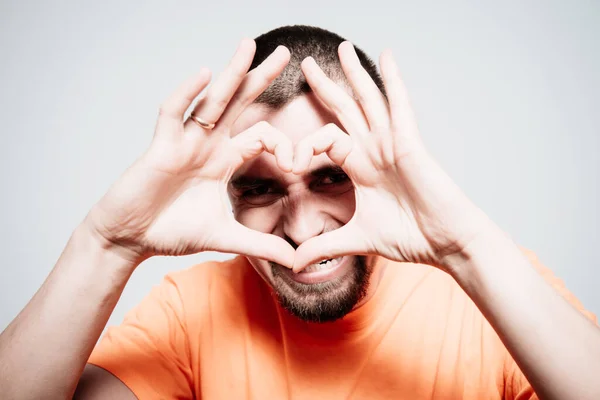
left=160, top=255, right=267, bottom=328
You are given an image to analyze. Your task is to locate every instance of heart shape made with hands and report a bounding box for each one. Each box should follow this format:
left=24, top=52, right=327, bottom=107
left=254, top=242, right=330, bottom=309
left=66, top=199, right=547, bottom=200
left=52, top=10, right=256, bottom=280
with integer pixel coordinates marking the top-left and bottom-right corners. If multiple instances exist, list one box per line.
left=235, top=42, right=491, bottom=274
left=91, top=39, right=487, bottom=273
left=149, top=39, right=490, bottom=275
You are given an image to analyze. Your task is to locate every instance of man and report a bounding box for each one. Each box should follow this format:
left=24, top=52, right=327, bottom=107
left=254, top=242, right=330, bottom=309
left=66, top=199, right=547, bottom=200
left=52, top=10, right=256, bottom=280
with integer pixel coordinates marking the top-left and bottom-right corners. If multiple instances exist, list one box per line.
left=0, top=25, right=598, bottom=400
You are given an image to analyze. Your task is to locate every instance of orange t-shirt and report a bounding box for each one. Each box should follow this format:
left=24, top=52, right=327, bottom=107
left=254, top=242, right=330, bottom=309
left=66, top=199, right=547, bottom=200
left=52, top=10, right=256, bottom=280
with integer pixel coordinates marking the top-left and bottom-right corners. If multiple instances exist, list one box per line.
left=89, top=248, right=596, bottom=399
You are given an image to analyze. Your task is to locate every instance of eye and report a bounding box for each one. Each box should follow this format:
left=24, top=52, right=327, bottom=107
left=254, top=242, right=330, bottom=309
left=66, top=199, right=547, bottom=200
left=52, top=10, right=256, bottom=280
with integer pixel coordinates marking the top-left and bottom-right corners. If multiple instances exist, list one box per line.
left=311, top=172, right=353, bottom=194
left=240, top=185, right=283, bottom=206
left=319, top=173, right=350, bottom=185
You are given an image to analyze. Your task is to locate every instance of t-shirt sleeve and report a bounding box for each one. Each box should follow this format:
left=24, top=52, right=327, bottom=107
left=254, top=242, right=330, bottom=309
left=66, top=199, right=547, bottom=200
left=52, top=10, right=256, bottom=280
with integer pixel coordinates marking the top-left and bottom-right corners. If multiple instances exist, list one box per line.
left=88, top=273, right=194, bottom=399
left=504, top=247, right=598, bottom=400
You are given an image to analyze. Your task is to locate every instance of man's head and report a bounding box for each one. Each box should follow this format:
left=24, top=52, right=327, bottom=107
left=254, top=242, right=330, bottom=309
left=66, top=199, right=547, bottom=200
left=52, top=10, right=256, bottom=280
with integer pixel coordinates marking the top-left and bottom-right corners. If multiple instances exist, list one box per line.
left=227, top=25, right=385, bottom=323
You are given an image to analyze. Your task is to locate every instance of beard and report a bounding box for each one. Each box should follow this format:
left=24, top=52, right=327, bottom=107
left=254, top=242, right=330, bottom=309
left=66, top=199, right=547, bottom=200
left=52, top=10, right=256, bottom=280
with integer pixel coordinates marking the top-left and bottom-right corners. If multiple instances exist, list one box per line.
left=269, top=255, right=372, bottom=323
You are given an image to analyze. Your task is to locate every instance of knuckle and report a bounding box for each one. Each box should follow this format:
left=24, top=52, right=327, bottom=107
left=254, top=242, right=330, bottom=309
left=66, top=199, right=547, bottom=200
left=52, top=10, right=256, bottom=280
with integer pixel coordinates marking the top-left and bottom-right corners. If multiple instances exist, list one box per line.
left=246, top=68, right=268, bottom=86
left=372, top=123, right=388, bottom=134
left=157, top=104, right=172, bottom=118
left=332, top=101, right=352, bottom=116
left=230, top=64, right=248, bottom=81
left=227, top=94, right=246, bottom=113
left=213, top=95, right=229, bottom=110
left=346, top=66, right=361, bottom=80
left=354, top=91, right=367, bottom=105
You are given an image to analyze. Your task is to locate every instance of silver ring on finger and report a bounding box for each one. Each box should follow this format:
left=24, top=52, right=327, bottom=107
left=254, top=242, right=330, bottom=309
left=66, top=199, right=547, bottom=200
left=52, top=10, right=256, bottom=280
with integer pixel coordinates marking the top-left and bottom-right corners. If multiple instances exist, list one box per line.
left=189, top=112, right=216, bottom=130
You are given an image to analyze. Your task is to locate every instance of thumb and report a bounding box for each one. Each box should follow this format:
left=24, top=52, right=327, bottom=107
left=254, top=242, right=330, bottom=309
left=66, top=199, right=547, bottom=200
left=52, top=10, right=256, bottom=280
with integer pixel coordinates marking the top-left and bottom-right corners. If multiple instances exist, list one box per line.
left=293, top=221, right=371, bottom=272
left=213, top=220, right=296, bottom=269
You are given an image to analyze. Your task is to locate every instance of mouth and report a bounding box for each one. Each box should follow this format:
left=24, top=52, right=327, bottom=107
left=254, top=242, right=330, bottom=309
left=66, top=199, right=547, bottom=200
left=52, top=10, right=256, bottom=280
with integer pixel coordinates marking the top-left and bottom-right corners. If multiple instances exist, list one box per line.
left=277, top=255, right=352, bottom=285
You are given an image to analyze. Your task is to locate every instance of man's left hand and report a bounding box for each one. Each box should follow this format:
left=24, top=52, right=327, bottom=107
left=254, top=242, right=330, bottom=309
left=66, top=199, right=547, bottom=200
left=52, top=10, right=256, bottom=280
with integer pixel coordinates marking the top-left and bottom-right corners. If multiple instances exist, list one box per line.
left=293, top=42, right=493, bottom=272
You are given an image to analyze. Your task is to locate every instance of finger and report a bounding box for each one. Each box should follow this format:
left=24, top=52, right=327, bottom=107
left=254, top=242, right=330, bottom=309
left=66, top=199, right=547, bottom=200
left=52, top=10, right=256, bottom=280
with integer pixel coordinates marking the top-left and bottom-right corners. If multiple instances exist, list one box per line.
left=155, top=68, right=212, bottom=136
left=217, top=221, right=296, bottom=268
left=230, top=121, right=294, bottom=172
left=338, top=42, right=390, bottom=133
left=292, top=123, right=353, bottom=174
left=293, top=221, right=371, bottom=272
left=191, top=38, right=257, bottom=127
left=300, top=56, right=370, bottom=137
left=218, top=45, right=291, bottom=128
left=379, top=49, right=424, bottom=150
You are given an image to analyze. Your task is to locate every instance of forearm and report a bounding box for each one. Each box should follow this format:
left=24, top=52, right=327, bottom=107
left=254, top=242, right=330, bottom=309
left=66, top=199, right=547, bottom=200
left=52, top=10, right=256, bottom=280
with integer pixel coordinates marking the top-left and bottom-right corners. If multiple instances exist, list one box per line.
left=0, top=223, right=138, bottom=399
left=444, top=224, right=600, bottom=400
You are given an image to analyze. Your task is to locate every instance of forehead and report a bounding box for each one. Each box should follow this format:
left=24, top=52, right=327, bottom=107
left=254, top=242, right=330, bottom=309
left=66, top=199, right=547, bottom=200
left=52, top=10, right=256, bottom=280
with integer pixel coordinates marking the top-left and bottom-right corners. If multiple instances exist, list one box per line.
left=230, top=93, right=339, bottom=144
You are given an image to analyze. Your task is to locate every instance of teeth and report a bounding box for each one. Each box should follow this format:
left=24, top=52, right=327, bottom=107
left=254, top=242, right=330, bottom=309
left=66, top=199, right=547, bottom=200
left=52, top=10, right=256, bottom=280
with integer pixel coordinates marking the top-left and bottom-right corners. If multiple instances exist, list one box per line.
left=301, top=257, right=343, bottom=273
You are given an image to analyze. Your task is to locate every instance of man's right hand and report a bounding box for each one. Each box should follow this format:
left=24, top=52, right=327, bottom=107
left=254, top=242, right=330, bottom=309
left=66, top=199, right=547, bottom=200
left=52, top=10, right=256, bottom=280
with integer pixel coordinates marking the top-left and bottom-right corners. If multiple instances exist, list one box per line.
left=84, top=39, right=295, bottom=268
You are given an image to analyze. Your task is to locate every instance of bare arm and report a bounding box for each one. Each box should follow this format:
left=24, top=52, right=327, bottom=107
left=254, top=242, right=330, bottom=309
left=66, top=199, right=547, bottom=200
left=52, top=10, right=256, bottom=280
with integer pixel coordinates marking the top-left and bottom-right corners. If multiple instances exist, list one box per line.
left=74, top=365, right=136, bottom=400
left=0, top=223, right=138, bottom=399
left=291, top=44, right=600, bottom=399
left=0, top=39, right=294, bottom=400
left=443, top=224, right=600, bottom=400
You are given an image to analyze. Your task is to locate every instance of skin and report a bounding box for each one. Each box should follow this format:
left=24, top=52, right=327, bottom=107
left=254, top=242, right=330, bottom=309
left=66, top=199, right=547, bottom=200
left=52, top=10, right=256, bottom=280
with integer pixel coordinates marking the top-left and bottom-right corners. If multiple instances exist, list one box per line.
left=0, top=37, right=599, bottom=400
left=227, top=94, right=385, bottom=322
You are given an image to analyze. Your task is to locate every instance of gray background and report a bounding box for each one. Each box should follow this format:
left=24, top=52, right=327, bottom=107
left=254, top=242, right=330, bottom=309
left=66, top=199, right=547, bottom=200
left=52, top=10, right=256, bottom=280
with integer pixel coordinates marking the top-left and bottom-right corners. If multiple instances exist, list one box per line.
left=1, top=0, right=598, bottom=332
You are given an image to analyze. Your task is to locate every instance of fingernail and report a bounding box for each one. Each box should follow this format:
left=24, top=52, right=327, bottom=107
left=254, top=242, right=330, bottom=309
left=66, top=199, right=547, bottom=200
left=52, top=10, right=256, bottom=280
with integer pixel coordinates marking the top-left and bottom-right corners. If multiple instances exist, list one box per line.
left=198, top=67, right=211, bottom=77
left=238, top=38, right=255, bottom=52
left=240, top=37, right=254, bottom=46
left=384, top=48, right=395, bottom=61
left=280, top=160, right=292, bottom=173
left=275, top=45, right=290, bottom=58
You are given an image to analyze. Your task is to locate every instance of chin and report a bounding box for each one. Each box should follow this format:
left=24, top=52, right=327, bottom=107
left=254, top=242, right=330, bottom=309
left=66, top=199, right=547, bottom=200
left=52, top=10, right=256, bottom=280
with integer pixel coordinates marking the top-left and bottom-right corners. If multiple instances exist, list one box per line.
left=264, top=255, right=372, bottom=323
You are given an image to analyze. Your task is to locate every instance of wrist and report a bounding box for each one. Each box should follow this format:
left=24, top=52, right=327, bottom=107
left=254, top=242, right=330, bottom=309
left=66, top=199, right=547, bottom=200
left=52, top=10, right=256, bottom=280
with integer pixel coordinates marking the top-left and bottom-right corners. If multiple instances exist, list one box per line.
left=439, top=222, right=516, bottom=288
left=72, top=221, right=143, bottom=276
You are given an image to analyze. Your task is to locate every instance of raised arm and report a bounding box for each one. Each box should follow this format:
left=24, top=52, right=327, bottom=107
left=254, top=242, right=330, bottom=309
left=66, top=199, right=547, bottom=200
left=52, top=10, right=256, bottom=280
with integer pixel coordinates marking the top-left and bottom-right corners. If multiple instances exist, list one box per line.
left=0, top=38, right=295, bottom=399
left=0, top=224, right=140, bottom=400
left=292, top=41, right=600, bottom=400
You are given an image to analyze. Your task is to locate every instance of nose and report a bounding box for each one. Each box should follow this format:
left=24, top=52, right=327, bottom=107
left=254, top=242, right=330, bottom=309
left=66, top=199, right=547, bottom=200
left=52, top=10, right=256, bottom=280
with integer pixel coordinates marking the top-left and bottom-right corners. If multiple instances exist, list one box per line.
left=282, top=195, right=326, bottom=248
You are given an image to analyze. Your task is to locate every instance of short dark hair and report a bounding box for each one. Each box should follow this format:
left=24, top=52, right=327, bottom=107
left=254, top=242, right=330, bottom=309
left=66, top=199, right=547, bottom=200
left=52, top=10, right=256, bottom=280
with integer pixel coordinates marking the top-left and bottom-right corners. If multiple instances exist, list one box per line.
left=250, top=25, right=385, bottom=108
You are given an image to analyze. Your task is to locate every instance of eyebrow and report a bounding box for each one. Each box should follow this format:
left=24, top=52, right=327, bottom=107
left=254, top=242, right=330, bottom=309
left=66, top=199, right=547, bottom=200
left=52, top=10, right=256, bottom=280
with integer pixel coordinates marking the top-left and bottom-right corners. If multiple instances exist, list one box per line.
left=229, top=176, right=277, bottom=190
left=230, top=164, right=347, bottom=190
